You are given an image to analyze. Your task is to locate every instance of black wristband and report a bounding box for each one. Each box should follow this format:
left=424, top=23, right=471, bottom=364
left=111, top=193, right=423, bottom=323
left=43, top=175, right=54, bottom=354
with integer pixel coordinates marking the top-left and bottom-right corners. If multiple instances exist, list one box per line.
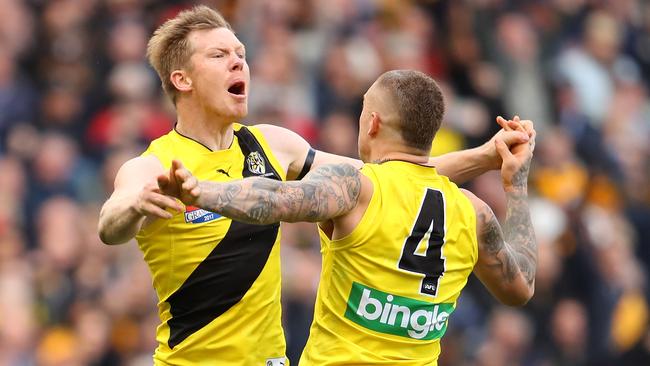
left=296, top=148, right=316, bottom=180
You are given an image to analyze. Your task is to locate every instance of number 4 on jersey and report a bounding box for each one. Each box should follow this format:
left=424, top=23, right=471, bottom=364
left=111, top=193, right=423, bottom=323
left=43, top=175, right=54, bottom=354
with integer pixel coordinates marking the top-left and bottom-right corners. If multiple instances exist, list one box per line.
left=398, top=189, right=446, bottom=297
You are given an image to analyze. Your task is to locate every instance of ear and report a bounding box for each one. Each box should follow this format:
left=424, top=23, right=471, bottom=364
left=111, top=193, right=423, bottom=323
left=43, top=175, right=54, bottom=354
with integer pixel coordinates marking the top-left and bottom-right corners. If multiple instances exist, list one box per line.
left=170, top=70, right=193, bottom=93
left=367, top=112, right=381, bottom=137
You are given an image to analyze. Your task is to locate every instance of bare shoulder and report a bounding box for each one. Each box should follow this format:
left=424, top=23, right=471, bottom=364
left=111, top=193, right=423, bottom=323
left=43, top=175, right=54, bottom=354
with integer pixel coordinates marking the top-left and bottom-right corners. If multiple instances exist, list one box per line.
left=118, top=155, right=165, bottom=177
left=254, top=124, right=309, bottom=150
left=254, top=124, right=364, bottom=177
left=460, top=188, right=488, bottom=213
left=459, top=188, right=496, bottom=231
left=356, top=168, right=374, bottom=208
left=114, top=155, right=165, bottom=191
left=305, top=163, right=364, bottom=189
left=304, top=163, right=370, bottom=208
left=327, top=164, right=374, bottom=238
left=254, top=124, right=312, bottom=180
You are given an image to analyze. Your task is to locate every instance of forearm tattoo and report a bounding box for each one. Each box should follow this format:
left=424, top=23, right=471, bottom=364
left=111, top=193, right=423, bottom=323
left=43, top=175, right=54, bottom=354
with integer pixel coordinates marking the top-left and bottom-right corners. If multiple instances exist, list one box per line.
left=196, top=163, right=362, bottom=225
left=503, top=188, right=537, bottom=286
left=510, top=155, right=530, bottom=191
left=479, top=160, right=536, bottom=288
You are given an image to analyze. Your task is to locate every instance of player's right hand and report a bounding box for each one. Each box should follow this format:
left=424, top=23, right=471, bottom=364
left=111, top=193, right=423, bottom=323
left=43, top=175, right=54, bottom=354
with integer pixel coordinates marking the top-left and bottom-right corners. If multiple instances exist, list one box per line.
left=158, top=160, right=201, bottom=206
left=133, top=182, right=183, bottom=219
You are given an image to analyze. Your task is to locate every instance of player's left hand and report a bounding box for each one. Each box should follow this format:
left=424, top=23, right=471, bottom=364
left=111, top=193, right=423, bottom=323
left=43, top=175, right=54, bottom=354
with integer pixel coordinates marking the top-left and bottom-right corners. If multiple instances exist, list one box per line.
left=494, top=116, right=536, bottom=191
left=482, top=116, right=535, bottom=170
left=157, top=160, right=201, bottom=206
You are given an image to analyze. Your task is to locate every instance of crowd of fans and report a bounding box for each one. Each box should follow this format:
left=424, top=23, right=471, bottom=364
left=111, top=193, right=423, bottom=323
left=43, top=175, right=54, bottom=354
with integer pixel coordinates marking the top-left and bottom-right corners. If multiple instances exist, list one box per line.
left=0, top=0, right=649, bottom=365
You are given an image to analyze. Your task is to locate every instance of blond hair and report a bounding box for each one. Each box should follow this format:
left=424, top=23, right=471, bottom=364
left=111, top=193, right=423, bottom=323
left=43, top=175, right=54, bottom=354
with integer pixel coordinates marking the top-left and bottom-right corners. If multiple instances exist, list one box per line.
left=146, top=5, right=231, bottom=104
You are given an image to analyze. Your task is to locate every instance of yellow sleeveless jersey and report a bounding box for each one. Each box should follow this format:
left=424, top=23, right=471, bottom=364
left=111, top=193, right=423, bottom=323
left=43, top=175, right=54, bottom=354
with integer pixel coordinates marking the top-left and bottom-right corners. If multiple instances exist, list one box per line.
left=136, top=124, right=288, bottom=366
left=301, top=161, right=478, bottom=365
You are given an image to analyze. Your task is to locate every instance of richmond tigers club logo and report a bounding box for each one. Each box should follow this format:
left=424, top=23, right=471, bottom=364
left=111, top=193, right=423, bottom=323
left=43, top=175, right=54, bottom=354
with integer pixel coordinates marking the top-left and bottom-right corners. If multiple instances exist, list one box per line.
left=246, top=151, right=266, bottom=175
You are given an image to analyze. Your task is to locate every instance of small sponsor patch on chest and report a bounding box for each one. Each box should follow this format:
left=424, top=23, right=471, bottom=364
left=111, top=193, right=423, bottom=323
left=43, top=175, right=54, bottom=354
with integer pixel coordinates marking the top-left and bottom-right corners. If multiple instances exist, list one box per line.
left=184, top=206, right=222, bottom=223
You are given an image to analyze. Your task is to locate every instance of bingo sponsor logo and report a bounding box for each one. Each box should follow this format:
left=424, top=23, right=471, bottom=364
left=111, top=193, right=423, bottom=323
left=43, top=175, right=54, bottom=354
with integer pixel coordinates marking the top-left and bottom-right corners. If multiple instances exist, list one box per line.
left=345, top=282, right=454, bottom=340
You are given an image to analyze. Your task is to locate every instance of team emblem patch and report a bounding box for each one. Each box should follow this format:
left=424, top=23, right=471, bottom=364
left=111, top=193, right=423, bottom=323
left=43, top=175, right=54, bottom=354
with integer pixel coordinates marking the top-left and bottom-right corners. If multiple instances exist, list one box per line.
left=247, top=151, right=266, bottom=175
left=184, top=206, right=222, bottom=223
left=265, top=357, right=286, bottom=366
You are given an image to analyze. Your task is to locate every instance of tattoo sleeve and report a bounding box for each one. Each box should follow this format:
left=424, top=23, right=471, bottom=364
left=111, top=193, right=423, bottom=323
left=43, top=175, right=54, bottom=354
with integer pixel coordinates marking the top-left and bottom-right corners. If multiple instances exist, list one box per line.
left=477, top=161, right=537, bottom=292
left=502, top=187, right=537, bottom=287
left=195, top=163, right=362, bottom=225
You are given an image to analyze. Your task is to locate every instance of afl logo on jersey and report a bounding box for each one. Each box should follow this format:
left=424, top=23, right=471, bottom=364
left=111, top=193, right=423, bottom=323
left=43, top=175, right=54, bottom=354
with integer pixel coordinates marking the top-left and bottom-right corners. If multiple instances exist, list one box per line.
left=246, top=151, right=266, bottom=175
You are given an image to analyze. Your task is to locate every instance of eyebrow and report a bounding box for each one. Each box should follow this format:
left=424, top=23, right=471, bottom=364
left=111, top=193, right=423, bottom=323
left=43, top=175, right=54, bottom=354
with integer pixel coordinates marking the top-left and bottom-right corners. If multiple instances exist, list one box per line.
left=207, top=45, right=246, bottom=53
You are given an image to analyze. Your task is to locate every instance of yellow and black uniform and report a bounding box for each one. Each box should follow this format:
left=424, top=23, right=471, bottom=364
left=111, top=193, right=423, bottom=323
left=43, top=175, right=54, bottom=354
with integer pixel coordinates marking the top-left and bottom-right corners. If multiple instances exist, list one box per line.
left=301, top=161, right=478, bottom=365
left=136, top=124, right=288, bottom=366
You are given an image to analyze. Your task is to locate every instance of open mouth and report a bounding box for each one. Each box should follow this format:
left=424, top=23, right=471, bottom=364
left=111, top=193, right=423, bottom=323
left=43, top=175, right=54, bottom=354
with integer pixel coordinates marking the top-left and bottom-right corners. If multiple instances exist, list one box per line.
left=228, top=81, right=246, bottom=96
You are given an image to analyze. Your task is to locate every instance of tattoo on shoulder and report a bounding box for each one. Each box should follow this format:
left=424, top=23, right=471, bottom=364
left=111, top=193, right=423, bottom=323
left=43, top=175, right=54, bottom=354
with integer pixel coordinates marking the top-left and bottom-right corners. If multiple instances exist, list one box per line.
left=304, top=163, right=362, bottom=217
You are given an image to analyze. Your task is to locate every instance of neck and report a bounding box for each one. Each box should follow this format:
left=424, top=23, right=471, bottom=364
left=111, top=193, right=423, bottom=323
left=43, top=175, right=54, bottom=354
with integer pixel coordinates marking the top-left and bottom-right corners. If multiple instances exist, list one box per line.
left=175, top=101, right=237, bottom=151
left=369, top=145, right=430, bottom=165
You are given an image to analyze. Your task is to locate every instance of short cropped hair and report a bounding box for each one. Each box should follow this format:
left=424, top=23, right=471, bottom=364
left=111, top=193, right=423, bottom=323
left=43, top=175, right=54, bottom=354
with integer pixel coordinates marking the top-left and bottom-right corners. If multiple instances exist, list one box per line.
left=377, top=70, right=445, bottom=152
left=146, top=5, right=231, bottom=104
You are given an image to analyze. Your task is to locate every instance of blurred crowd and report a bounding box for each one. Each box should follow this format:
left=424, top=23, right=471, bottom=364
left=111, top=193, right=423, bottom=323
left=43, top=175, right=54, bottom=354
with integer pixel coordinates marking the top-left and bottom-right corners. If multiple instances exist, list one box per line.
left=0, top=0, right=649, bottom=365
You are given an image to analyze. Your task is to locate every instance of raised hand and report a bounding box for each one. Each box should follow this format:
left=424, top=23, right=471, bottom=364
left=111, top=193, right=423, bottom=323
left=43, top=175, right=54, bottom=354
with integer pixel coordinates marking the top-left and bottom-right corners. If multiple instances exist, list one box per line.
left=132, top=182, right=184, bottom=219
left=481, top=116, right=533, bottom=170
left=494, top=117, right=535, bottom=192
left=496, top=115, right=535, bottom=139
left=158, top=160, right=201, bottom=206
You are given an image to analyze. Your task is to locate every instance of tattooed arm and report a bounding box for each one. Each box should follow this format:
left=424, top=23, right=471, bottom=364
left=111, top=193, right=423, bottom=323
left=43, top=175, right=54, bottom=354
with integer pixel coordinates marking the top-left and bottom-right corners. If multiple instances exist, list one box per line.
left=465, top=189, right=536, bottom=306
left=464, top=129, right=537, bottom=306
left=158, top=160, right=363, bottom=225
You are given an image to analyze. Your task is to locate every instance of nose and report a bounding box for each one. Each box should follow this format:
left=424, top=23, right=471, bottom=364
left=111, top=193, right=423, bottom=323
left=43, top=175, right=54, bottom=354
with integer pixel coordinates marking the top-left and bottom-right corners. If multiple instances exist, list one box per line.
left=230, top=55, right=243, bottom=72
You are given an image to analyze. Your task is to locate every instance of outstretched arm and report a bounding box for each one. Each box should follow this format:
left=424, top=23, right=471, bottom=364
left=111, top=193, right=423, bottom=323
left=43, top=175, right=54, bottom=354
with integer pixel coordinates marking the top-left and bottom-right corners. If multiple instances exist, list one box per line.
left=98, top=155, right=183, bottom=245
left=257, top=118, right=532, bottom=184
left=431, top=117, right=532, bottom=183
left=466, top=127, right=537, bottom=306
left=158, top=161, right=362, bottom=225
left=312, top=118, right=531, bottom=183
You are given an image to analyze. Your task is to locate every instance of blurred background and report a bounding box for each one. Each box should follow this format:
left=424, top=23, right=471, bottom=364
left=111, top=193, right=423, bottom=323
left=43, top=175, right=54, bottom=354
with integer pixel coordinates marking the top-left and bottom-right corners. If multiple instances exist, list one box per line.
left=0, top=0, right=649, bottom=365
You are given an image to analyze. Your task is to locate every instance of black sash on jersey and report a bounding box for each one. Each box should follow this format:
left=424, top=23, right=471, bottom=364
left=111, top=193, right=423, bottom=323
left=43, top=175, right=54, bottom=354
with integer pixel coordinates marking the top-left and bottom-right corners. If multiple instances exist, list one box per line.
left=166, top=126, right=282, bottom=349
